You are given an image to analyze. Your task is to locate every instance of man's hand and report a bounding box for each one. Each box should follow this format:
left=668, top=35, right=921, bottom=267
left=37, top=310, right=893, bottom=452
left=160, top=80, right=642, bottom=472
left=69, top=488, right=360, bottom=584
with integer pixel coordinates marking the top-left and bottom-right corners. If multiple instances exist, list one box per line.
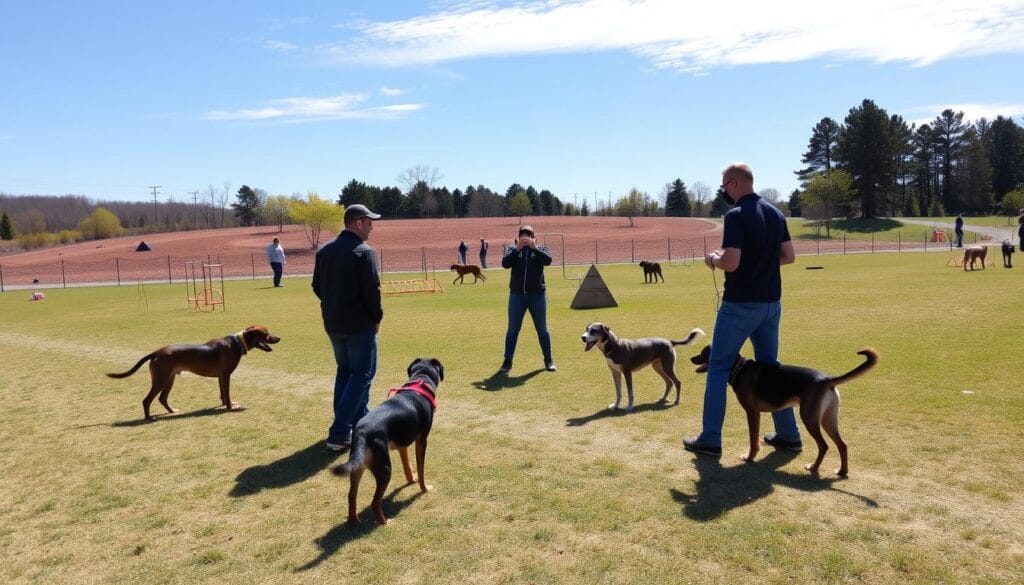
left=704, top=251, right=721, bottom=270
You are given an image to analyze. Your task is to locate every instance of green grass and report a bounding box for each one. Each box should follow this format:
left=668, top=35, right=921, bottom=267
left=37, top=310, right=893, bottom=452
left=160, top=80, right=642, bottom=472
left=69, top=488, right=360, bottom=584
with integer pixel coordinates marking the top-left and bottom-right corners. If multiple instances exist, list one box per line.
left=2, top=255, right=1023, bottom=584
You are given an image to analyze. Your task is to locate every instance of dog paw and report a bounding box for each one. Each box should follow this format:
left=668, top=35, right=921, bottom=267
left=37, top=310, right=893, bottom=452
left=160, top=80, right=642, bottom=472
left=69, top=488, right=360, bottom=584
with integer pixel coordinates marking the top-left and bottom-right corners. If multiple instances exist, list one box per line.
left=607, top=403, right=620, bottom=411
left=421, top=484, right=433, bottom=493
left=804, top=463, right=821, bottom=473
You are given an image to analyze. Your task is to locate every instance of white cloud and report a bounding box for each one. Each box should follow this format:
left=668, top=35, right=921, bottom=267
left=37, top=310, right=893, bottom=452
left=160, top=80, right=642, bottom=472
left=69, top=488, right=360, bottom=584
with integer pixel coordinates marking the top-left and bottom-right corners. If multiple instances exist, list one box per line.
left=203, top=94, right=424, bottom=122
left=262, top=40, right=299, bottom=52
left=905, top=103, right=1024, bottom=127
left=380, top=85, right=404, bottom=96
left=320, top=0, right=1024, bottom=71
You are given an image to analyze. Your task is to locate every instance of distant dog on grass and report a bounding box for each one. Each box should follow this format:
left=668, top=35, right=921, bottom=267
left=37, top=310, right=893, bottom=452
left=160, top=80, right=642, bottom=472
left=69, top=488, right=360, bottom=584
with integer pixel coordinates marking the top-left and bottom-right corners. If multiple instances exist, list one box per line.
left=332, top=357, right=442, bottom=525
left=639, top=260, right=664, bottom=283
left=106, top=325, right=280, bottom=420
left=963, top=246, right=988, bottom=271
left=1002, top=241, right=1014, bottom=268
left=450, top=264, right=486, bottom=284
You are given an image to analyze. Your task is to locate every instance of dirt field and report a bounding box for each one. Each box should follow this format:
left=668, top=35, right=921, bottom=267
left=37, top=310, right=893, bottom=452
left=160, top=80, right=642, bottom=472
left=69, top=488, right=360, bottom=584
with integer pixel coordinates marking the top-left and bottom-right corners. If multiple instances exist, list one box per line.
left=0, top=216, right=723, bottom=287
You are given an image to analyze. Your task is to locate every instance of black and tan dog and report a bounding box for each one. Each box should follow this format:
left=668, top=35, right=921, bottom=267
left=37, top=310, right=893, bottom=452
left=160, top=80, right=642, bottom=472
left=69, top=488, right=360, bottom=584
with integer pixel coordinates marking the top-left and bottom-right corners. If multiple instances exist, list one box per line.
left=639, top=260, right=664, bottom=283
left=332, top=357, right=443, bottom=525
left=1002, top=240, right=1014, bottom=268
left=581, top=323, right=703, bottom=412
left=107, top=325, right=280, bottom=420
left=690, top=345, right=878, bottom=476
left=963, top=245, right=988, bottom=271
left=450, top=263, right=487, bottom=284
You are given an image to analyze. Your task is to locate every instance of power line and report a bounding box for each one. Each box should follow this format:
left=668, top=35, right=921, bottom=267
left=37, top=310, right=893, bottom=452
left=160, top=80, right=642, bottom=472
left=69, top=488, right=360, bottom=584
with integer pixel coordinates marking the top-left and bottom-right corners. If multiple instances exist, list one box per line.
left=149, top=185, right=161, bottom=225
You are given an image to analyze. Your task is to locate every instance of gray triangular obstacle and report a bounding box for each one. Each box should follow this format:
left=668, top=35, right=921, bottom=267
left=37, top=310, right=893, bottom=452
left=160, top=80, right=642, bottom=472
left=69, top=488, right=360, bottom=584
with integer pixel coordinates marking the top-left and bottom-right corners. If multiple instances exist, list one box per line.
left=570, top=264, right=618, bottom=309
left=135, top=241, right=152, bottom=252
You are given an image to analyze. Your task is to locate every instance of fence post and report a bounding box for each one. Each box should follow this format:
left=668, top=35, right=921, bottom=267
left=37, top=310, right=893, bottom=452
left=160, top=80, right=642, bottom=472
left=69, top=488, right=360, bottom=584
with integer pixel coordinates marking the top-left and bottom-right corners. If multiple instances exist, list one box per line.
left=251, top=253, right=256, bottom=280
left=667, top=237, right=671, bottom=264
left=843, top=234, right=846, bottom=254
left=116, top=258, right=121, bottom=286
left=816, top=233, right=820, bottom=255
left=167, top=256, right=172, bottom=285
left=924, top=231, right=927, bottom=251
left=871, top=234, right=874, bottom=253
left=0, top=264, right=4, bottom=292
left=61, top=259, right=66, bottom=288
left=594, top=241, right=598, bottom=265
left=630, top=239, right=634, bottom=264
left=898, top=232, right=901, bottom=252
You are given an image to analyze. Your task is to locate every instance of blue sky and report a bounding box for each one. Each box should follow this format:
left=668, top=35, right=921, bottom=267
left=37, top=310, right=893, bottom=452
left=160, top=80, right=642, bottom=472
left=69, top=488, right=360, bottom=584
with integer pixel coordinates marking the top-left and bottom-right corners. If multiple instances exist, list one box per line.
left=2, top=1, right=1024, bottom=207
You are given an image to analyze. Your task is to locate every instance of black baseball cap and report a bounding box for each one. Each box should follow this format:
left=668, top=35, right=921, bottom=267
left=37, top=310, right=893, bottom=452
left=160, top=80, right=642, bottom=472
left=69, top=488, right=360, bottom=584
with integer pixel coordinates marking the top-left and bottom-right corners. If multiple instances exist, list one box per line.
left=518, top=225, right=535, bottom=236
left=344, top=204, right=381, bottom=223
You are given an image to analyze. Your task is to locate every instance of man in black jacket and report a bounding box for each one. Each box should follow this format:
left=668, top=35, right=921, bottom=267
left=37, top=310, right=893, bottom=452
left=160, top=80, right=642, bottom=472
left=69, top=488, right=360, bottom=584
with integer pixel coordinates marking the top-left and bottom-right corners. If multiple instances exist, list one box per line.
left=312, top=204, right=383, bottom=451
left=499, top=225, right=555, bottom=373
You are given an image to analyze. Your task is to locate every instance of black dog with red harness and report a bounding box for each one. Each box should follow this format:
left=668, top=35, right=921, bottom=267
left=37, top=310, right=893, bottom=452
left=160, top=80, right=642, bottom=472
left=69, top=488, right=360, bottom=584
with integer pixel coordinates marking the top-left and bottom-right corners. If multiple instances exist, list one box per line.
left=331, top=357, right=443, bottom=525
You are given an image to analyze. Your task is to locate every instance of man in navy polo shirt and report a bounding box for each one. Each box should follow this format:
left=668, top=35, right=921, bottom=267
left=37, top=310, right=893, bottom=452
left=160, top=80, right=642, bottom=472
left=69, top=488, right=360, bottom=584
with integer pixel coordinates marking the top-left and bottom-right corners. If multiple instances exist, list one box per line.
left=684, top=163, right=800, bottom=458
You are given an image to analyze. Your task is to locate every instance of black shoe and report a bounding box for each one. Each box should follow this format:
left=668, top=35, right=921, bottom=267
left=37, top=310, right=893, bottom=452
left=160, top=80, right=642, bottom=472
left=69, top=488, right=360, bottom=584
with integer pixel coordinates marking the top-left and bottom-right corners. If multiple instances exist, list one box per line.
left=326, top=434, right=352, bottom=452
left=683, top=437, right=722, bottom=457
left=763, top=433, right=803, bottom=453
left=498, top=359, right=512, bottom=374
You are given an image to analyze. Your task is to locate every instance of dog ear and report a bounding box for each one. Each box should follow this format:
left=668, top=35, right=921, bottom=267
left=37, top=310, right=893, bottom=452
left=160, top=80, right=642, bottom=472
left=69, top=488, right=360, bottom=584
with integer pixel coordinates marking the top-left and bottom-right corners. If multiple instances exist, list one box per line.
left=601, top=325, right=609, bottom=340
left=430, top=358, right=444, bottom=381
left=407, top=359, right=420, bottom=378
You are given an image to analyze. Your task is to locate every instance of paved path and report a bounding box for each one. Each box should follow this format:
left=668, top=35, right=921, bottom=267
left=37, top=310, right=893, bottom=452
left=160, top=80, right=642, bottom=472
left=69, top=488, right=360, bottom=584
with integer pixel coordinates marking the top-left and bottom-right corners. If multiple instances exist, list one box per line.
left=898, top=218, right=1018, bottom=245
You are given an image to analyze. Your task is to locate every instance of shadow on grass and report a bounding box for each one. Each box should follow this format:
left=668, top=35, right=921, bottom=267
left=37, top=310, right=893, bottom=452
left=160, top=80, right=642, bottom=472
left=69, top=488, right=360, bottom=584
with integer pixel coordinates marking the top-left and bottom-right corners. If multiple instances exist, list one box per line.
left=472, top=369, right=544, bottom=391
left=566, top=400, right=675, bottom=426
left=229, top=441, right=343, bottom=497
left=670, top=450, right=877, bottom=521
left=109, top=406, right=238, bottom=427
left=796, top=218, right=904, bottom=239
left=295, top=485, right=425, bottom=571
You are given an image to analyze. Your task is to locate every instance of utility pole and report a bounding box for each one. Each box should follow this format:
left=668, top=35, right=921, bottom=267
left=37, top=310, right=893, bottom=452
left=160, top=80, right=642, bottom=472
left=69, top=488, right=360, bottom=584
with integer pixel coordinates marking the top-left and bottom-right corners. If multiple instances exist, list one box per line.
left=149, top=185, right=161, bottom=226
left=573, top=193, right=578, bottom=216
left=189, top=190, right=199, bottom=229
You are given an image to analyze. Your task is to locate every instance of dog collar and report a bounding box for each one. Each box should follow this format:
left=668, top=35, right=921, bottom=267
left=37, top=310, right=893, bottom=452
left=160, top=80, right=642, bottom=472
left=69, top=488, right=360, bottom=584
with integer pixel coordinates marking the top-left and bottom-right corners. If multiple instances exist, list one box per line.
left=728, top=357, right=748, bottom=385
left=386, top=379, right=437, bottom=410
left=234, top=331, right=249, bottom=355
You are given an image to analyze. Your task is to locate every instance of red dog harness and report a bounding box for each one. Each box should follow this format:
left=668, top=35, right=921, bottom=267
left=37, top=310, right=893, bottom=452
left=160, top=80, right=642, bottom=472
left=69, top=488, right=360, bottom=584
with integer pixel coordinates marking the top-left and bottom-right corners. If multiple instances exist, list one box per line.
left=386, top=379, right=438, bottom=410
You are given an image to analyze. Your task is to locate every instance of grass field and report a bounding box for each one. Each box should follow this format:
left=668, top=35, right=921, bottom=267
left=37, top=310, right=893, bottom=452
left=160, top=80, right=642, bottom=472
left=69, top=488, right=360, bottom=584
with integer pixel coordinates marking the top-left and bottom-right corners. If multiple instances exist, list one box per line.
left=2, top=253, right=1022, bottom=584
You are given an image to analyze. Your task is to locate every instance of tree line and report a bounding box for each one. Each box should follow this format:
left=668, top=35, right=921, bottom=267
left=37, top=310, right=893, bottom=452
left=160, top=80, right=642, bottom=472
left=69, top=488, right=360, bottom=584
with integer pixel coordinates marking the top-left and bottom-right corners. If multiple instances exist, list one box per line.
left=791, top=99, right=1024, bottom=219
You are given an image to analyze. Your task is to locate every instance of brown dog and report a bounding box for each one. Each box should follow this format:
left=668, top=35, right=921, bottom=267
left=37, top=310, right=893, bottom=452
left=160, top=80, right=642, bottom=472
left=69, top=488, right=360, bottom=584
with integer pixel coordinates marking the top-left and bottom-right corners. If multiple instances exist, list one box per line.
left=332, top=357, right=442, bottom=525
left=963, top=246, right=988, bottom=271
left=639, top=260, right=664, bottom=283
left=691, top=345, right=878, bottom=476
left=450, top=264, right=487, bottom=284
left=107, top=325, right=280, bottom=419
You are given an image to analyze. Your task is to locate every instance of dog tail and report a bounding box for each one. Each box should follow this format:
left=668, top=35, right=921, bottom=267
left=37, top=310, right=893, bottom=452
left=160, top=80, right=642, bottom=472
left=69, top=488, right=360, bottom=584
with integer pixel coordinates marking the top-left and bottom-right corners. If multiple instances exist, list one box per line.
left=829, top=348, right=879, bottom=386
left=671, top=328, right=705, bottom=347
left=106, top=353, right=157, bottom=379
left=330, top=435, right=367, bottom=477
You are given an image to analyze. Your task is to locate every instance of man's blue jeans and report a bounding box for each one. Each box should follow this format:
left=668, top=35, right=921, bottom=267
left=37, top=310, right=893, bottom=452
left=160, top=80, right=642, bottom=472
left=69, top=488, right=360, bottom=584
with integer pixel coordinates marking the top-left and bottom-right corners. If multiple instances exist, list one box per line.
left=270, top=262, right=283, bottom=286
left=327, top=331, right=377, bottom=443
left=697, top=300, right=799, bottom=447
left=504, top=292, right=552, bottom=363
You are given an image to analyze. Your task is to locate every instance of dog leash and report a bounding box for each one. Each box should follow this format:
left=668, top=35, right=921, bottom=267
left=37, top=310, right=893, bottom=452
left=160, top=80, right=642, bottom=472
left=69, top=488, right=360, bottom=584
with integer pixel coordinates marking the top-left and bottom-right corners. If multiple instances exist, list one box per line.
left=710, top=267, right=721, bottom=313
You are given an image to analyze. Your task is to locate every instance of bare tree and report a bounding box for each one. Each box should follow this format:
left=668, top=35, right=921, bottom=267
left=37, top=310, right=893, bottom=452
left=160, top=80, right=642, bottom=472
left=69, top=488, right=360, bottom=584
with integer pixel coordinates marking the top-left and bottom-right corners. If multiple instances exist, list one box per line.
left=691, top=182, right=713, bottom=217
left=758, top=187, right=782, bottom=206
left=396, top=165, right=443, bottom=192
left=206, top=184, right=218, bottom=227
left=219, top=182, right=232, bottom=228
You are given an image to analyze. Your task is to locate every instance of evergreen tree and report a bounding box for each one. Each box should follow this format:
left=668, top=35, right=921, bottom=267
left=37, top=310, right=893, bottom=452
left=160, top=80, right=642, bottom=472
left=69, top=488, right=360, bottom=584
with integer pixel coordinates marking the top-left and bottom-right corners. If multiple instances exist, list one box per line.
left=232, top=185, right=261, bottom=227
left=796, top=117, right=841, bottom=185
left=932, top=109, right=968, bottom=211
left=987, top=116, right=1024, bottom=201
left=836, top=99, right=893, bottom=218
left=664, top=179, right=691, bottom=217
left=0, top=211, right=14, bottom=240
left=788, top=190, right=802, bottom=218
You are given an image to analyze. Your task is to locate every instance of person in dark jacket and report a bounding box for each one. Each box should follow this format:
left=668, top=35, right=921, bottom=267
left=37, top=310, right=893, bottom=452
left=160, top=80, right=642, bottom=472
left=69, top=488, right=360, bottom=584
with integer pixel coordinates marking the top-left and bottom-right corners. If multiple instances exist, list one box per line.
left=458, top=240, right=469, bottom=265
left=312, top=204, right=383, bottom=451
left=479, top=238, right=489, bottom=268
left=954, top=213, right=964, bottom=248
left=499, top=225, right=555, bottom=374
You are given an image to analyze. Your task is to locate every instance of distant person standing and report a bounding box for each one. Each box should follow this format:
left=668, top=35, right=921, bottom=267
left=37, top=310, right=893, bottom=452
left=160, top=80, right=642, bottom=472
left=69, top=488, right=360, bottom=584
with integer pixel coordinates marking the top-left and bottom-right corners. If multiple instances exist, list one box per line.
left=458, top=240, right=469, bottom=265
left=954, top=213, right=964, bottom=248
left=1018, top=209, right=1023, bottom=247
left=499, top=225, right=555, bottom=374
left=479, top=238, right=489, bottom=268
left=312, top=204, right=383, bottom=451
left=266, top=237, right=286, bottom=287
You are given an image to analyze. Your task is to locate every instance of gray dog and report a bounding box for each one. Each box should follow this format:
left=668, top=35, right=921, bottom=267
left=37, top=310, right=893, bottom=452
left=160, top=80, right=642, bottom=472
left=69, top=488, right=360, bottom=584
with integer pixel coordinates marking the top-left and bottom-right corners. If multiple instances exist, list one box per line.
left=581, top=323, right=704, bottom=412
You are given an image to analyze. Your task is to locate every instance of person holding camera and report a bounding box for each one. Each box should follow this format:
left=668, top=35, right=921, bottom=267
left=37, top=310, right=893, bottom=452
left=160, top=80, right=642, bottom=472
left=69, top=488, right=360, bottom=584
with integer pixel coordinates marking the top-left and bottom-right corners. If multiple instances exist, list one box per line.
left=499, top=225, right=555, bottom=374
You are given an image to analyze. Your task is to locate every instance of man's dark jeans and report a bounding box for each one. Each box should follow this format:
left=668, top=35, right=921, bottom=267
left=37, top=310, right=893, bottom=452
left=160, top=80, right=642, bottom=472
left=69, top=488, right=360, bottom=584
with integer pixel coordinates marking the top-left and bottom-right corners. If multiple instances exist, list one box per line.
left=327, top=331, right=377, bottom=443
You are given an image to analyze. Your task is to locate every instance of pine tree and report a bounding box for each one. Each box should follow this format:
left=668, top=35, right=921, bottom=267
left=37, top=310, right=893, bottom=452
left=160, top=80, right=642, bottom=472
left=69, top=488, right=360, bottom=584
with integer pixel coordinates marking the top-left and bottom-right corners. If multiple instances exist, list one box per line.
left=664, top=179, right=691, bottom=217
left=796, top=117, right=841, bottom=185
left=0, top=211, right=14, bottom=240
